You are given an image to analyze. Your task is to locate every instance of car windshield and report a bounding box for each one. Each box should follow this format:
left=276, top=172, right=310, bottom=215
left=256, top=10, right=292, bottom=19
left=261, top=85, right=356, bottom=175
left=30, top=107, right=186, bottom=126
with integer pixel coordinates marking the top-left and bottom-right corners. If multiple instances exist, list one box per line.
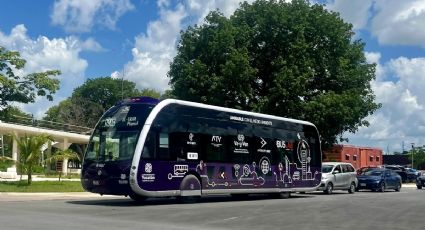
left=322, top=165, right=334, bottom=173
left=362, top=170, right=383, bottom=176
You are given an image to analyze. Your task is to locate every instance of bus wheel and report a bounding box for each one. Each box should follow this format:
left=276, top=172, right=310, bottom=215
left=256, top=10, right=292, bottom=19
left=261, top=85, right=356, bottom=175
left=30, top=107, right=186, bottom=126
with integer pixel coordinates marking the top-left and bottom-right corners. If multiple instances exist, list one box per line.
left=179, top=175, right=201, bottom=203
left=129, top=192, right=147, bottom=203
left=279, top=192, right=291, bottom=199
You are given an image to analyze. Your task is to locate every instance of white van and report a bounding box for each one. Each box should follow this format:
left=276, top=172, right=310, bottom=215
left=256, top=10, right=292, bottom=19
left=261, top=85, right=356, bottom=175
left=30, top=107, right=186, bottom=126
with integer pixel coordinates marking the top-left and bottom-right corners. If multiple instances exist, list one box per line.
left=319, top=162, right=358, bottom=194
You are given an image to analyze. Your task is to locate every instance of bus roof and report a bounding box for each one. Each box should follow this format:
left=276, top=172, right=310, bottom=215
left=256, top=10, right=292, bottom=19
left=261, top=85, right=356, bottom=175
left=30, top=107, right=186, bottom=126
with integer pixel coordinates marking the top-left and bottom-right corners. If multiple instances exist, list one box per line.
left=144, top=98, right=316, bottom=128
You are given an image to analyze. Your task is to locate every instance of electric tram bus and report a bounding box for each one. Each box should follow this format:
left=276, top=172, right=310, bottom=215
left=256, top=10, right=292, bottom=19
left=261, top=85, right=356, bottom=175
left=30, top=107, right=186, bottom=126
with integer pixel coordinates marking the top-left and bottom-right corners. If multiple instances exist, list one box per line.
left=81, top=97, right=322, bottom=202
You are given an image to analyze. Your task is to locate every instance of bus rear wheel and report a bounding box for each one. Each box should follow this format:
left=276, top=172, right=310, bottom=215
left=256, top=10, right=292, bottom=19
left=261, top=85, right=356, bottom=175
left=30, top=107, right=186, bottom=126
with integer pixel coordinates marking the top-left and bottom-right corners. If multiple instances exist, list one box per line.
left=179, top=175, right=201, bottom=203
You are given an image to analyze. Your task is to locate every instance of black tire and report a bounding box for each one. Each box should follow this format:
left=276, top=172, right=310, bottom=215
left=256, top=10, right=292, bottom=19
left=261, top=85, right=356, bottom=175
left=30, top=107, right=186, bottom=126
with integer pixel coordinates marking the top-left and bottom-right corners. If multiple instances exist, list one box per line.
left=279, top=192, right=291, bottom=199
left=178, top=195, right=200, bottom=204
left=378, top=182, right=386, bottom=192
left=348, top=182, right=356, bottom=194
left=179, top=175, right=201, bottom=203
left=324, top=183, right=333, bottom=194
left=129, top=192, right=147, bottom=203
left=417, top=185, right=423, bottom=189
left=395, top=182, right=401, bottom=192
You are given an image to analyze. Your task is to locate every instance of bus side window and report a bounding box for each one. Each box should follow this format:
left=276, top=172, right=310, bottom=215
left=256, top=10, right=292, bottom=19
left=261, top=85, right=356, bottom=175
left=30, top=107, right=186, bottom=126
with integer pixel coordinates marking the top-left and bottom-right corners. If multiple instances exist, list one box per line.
left=142, top=132, right=156, bottom=159
left=158, top=133, right=170, bottom=160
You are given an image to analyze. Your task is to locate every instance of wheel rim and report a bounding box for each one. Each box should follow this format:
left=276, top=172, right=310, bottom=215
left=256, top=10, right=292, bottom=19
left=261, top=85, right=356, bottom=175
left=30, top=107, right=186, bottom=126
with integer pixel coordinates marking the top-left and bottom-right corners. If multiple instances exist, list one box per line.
left=327, top=184, right=333, bottom=194
left=350, top=184, right=355, bottom=193
left=381, top=183, right=385, bottom=192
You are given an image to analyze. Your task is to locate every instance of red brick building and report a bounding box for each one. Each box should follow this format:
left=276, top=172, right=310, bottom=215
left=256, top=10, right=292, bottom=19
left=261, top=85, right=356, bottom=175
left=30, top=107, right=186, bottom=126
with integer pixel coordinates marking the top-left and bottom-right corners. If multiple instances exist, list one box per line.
left=323, top=145, right=383, bottom=170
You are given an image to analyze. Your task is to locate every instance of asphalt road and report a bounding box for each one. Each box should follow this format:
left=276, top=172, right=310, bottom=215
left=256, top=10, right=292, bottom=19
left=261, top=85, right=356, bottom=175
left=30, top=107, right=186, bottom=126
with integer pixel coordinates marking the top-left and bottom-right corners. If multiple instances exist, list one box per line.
left=0, top=188, right=424, bottom=230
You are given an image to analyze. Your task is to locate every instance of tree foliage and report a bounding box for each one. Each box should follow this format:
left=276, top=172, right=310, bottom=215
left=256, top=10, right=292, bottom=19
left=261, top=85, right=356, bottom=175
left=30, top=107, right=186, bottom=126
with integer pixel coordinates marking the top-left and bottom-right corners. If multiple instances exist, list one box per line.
left=168, top=0, right=380, bottom=147
left=44, top=97, right=104, bottom=128
left=0, top=46, right=60, bottom=109
left=44, top=77, right=161, bottom=128
left=15, top=134, right=53, bottom=185
left=71, top=77, right=156, bottom=111
left=408, top=147, right=425, bottom=170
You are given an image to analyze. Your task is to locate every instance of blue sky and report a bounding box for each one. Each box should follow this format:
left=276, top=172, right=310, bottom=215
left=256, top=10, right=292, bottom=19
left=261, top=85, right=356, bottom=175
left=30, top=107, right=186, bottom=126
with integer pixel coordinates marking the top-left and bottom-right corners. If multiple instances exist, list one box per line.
left=1, top=0, right=425, bottom=153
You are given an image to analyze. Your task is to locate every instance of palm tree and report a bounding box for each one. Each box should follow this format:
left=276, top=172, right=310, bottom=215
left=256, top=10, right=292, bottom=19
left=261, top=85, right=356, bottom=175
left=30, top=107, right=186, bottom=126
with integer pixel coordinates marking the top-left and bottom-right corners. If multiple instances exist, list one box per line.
left=44, top=149, right=80, bottom=181
left=15, top=134, right=53, bottom=185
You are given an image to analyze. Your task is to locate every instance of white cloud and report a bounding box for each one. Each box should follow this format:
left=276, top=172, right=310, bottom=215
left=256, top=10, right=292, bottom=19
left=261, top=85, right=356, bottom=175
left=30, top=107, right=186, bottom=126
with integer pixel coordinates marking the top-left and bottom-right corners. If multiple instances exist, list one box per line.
left=51, top=0, right=134, bottom=33
left=344, top=55, right=425, bottom=152
left=0, top=24, right=102, bottom=118
left=116, top=0, right=254, bottom=92
left=324, top=0, right=425, bottom=48
left=326, top=0, right=374, bottom=30
left=371, top=0, right=425, bottom=48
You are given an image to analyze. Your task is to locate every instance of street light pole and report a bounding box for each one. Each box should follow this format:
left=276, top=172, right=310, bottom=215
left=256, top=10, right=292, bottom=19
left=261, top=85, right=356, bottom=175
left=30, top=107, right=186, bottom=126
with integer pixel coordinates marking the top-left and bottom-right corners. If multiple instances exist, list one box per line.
left=411, top=143, right=414, bottom=168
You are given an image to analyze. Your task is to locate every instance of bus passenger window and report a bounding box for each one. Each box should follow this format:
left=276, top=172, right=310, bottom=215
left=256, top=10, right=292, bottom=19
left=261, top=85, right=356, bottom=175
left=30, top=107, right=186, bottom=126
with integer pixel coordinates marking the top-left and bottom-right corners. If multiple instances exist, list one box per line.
left=158, top=133, right=170, bottom=159
left=142, top=132, right=155, bottom=159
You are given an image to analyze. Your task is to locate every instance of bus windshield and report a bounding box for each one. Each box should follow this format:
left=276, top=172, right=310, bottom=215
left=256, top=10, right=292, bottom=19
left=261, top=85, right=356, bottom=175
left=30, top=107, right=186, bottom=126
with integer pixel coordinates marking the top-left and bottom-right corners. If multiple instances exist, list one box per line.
left=84, top=103, right=154, bottom=162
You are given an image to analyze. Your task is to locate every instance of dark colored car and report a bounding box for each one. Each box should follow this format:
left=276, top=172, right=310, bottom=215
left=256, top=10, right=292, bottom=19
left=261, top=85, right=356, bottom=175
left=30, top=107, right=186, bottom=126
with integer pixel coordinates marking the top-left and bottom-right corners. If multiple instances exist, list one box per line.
left=406, top=168, right=420, bottom=182
left=383, top=165, right=408, bottom=183
left=416, top=173, right=425, bottom=189
left=357, top=168, right=402, bottom=192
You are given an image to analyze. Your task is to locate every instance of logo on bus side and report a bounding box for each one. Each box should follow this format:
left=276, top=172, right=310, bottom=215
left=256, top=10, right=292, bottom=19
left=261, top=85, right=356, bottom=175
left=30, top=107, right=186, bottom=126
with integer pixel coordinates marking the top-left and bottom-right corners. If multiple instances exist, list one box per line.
left=145, top=163, right=152, bottom=173
left=258, top=137, right=270, bottom=153
left=276, top=140, right=286, bottom=149
left=234, top=134, right=249, bottom=154
left=187, top=133, right=197, bottom=145
left=211, top=136, right=222, bottom=147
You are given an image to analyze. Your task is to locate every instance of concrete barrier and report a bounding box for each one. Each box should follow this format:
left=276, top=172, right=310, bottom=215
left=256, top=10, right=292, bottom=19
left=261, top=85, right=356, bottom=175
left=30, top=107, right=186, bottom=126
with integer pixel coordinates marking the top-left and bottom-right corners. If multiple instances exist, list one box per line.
left=0, top=167, right=17, bottom=179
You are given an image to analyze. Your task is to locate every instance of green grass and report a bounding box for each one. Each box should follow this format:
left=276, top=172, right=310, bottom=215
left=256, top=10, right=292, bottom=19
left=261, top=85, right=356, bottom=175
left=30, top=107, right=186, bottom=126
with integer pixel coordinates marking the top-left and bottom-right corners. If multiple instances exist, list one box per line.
left=0, top=181, right=85, bottom=193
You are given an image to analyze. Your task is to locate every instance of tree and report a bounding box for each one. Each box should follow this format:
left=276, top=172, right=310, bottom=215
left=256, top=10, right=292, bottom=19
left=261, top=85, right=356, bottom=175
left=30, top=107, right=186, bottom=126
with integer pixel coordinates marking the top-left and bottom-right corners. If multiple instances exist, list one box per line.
left=168, top=0, right=380, bottom=148
left=44, top=97, right=104, bottom=128
left=71, top=77, right=152, bottom=112
left=44, top=77, right=162, bottom=127
left=0, top=106, right=33, bottom=125
left=0, top=46, right=60, bottom=109
left=15, top=134, right=53, bottom=185
left=408, top=147, right=425, bottom=170
left=45, top=149, right=80, bottom=181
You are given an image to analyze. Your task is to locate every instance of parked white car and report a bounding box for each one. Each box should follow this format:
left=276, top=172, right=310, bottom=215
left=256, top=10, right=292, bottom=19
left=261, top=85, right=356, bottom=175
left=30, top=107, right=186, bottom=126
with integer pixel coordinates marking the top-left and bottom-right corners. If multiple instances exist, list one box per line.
left=319, top=162, right=358, bottom=194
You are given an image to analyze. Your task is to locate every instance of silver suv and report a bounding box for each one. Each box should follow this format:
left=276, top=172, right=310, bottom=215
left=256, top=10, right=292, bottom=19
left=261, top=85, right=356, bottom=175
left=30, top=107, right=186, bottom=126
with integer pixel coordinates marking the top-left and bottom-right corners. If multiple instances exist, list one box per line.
left=319, top=162, right=358, bottom=194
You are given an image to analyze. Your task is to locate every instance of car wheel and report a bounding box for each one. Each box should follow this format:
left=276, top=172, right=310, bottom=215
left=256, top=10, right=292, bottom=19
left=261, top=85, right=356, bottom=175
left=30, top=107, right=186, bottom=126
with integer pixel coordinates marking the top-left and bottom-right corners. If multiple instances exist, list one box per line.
left=378, top=182, right=386, bottom=192
left=348, top=182, right=356, bottom=194
left=324, top=183, right=333, bottom=194
left=417, top=185, right=423, bottom=189
left=395, top=182, right=401, bottom=192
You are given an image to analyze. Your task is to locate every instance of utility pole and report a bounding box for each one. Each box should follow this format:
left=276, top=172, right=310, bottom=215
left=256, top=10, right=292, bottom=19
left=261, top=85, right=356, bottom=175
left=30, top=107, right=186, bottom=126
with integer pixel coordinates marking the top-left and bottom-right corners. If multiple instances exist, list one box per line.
left=411, top=143, right=414, bottom=168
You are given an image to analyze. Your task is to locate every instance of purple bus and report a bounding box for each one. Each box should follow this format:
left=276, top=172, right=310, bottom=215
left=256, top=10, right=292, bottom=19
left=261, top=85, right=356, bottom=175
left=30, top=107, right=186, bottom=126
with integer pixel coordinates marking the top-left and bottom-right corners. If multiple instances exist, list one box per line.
left=82, top=97, right=322, bottom=202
